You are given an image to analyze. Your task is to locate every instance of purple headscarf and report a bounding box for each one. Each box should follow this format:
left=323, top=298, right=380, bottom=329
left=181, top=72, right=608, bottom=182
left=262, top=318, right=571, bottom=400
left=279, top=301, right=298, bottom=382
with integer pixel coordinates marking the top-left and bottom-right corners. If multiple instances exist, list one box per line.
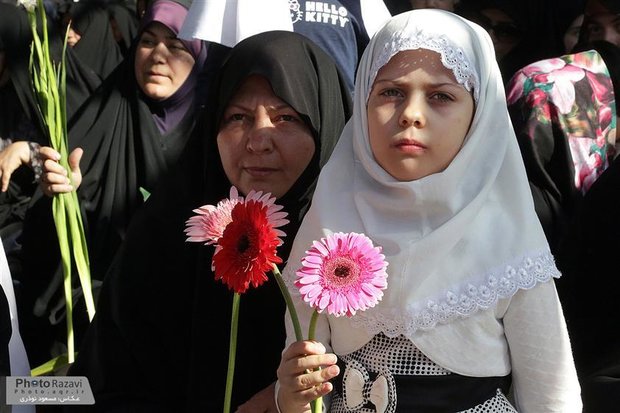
left=139, top=0, right=207, bottom=133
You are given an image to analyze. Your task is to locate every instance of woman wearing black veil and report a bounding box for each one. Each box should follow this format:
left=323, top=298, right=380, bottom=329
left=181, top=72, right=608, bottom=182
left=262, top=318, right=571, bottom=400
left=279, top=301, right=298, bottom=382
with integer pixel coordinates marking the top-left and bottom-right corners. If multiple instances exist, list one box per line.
left=15, top=0, right=218, bottom=368
left=66, top=31, right=352, bottom=412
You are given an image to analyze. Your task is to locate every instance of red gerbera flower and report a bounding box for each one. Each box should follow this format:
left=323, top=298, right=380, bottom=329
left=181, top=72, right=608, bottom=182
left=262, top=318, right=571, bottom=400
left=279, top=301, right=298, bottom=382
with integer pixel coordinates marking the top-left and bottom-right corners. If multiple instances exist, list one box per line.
left=212, top=199, right=284, bottom=293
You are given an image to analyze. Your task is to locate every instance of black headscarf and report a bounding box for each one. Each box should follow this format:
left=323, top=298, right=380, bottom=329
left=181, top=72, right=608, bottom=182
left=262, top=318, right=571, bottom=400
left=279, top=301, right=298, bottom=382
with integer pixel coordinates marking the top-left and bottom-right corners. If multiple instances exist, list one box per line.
left=68, top=31, right=352, bottom=412
left=67, top=1, right=124, bottom=80
left=457, top=0, right=564, bottom=84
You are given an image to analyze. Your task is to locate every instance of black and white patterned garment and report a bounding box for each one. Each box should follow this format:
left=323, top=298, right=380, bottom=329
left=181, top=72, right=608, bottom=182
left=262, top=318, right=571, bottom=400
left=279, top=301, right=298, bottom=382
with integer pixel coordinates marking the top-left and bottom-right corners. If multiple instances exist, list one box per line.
left=330, top=334, right=517, bottom=413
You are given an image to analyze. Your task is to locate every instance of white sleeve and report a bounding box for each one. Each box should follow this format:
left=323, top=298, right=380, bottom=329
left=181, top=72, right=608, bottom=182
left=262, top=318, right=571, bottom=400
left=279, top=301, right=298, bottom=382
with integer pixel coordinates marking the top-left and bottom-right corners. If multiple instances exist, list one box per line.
left=503, top=280, right=582, bottom=412
left=359, top=0, right=392, bottom=38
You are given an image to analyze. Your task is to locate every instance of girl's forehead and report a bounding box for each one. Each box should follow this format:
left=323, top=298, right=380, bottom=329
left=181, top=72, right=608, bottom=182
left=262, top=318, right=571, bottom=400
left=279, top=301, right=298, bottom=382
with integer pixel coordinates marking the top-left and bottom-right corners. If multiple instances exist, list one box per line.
left=375, top=49, right=459, bottom=83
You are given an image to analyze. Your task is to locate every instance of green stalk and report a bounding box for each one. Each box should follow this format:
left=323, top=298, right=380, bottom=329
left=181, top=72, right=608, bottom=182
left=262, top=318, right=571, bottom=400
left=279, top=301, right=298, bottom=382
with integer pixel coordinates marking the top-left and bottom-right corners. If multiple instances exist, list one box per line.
left=271, top=264, right=303, bottom=341
left=223, top=293, right=240, bottom=413
left=308, top=310, right=322, bottom=413
left=26, top=0, right=96, bottom=368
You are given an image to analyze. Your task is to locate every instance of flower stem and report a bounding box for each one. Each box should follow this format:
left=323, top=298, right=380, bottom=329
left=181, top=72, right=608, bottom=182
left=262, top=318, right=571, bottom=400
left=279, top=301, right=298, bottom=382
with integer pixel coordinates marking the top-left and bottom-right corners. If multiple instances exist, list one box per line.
left=271, top=264, right=303, bottom=341
left=223, top=293, right=240, bottom=413
left=308, top=310, right=322, bottom=413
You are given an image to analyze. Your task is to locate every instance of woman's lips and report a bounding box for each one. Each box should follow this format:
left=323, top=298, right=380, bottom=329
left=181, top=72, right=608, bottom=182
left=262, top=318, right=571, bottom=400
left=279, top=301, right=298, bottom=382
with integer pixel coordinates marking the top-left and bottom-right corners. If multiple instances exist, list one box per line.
left=244, top=167, right=278, bottom=177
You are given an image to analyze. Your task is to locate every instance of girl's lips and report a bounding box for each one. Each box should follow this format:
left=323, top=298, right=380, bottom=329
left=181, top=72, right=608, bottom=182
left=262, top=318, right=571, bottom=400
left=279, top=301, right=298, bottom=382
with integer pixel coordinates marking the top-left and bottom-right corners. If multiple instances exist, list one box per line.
left=394, top=139, right=427, bottom=153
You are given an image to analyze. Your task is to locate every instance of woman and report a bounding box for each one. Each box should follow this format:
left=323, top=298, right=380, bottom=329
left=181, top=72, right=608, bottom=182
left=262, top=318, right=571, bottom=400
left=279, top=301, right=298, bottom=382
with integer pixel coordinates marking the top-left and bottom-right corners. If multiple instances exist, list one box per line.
left=66, top=31, right=351, bottom=412
left=506, top=41, right=620, bottom=255
left=60, top=1, right=124, bottom=80
left=456, top=0, right=563, bottom=85
left=557, top=154, right=620, bottom=411
left=16, top=0, right=211, bottom=367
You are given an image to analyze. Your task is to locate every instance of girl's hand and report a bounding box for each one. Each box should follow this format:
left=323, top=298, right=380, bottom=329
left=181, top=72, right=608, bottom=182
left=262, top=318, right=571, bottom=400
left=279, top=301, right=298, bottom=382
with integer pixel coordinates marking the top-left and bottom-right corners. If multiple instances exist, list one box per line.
left=39, top=147, right=83, bottom=196
left=277, top=340, right=339, bottom=413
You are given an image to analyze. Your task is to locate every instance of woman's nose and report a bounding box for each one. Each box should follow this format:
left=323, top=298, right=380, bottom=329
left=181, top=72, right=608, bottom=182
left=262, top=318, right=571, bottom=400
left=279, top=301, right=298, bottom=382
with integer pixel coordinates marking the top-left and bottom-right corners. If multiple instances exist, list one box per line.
left=246, top=108, right=275, bottom=153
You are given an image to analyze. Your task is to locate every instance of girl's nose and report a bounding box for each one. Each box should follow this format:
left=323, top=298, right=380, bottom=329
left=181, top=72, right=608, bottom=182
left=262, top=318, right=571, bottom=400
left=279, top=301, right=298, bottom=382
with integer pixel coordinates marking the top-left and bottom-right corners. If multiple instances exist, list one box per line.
left=399, top=98, right=426, bottom=128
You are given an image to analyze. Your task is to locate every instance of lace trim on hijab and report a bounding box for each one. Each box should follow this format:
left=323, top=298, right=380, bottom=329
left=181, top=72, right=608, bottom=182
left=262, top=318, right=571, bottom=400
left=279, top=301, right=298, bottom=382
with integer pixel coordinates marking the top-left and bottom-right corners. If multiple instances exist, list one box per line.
left=368, top=30, right=480, bottom=102
left=283, top=249, right=559, bottom=336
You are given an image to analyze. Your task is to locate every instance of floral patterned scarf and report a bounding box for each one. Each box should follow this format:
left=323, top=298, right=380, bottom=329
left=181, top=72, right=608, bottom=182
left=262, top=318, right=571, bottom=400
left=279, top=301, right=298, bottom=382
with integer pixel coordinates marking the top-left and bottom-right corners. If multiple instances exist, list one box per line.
left=506, top=49, right=617, bottom=250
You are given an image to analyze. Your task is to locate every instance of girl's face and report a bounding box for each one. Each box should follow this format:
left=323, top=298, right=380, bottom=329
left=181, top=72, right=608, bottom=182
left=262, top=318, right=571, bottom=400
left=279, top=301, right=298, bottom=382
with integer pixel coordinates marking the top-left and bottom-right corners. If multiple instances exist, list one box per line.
left=217, top=75, right=316, bottom=198
left=134, top=22, right=195, bottom=101
left=367, top=49, right=474, bottom=181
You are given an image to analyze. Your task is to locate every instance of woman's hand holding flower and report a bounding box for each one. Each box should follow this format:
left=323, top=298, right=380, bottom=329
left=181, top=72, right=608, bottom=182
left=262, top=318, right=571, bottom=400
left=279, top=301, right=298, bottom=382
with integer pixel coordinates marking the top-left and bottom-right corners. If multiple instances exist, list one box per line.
left=39, top=146, right=82, bottom=196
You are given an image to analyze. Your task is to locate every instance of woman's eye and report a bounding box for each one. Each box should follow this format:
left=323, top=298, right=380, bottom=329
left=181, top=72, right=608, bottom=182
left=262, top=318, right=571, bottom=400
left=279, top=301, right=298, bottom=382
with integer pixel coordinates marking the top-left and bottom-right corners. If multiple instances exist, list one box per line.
left=170, top=42, right=187, bottom=51
left=224, top=113, right=245, bottom=123
left=276, top=114, right=298, bottom=122
left=140, top=37, right=155, bottom=46
left=380, top=89, right=401, bottom=98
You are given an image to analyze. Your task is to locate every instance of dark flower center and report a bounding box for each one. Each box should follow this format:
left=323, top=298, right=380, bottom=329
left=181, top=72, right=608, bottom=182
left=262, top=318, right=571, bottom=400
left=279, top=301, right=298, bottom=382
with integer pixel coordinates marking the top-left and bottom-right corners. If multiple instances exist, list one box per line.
left=335, top=266, right=350, bottom=278
left=237, top=234, right=250, bottom=253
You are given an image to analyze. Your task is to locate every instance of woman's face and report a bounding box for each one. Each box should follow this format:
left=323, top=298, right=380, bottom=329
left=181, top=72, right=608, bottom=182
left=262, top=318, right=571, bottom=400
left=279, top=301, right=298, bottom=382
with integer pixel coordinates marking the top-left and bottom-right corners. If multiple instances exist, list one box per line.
left=564, top=14, right=584, bottom=53
left=217, top=75, right=316, bottom=198
left=367, top=49, right=474, bottom=181
left=134, top=22, right=195, bottom=101
left=478, top=8, right=522, bottom=60
left=409, top=0, right=458, bottom=11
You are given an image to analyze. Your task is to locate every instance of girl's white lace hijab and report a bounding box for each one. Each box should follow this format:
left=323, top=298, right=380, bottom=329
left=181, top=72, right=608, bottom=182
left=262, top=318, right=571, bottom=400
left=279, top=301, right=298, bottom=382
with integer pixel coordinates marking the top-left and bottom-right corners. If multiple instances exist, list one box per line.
left=283, top=10, right=558, bottom=352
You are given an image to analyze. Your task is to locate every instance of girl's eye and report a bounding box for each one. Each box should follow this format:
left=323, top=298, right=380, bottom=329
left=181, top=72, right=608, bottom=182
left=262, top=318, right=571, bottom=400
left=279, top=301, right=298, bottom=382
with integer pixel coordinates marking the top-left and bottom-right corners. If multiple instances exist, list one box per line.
left=430, top=92, right=453, bottom=103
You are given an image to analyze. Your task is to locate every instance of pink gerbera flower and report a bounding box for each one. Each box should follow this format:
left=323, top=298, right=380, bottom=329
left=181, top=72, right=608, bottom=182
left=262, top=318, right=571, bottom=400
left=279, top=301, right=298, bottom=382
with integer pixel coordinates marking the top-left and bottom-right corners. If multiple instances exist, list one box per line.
left=296, top=232, right=388, bottom=317
left=184, top=186, right=289, bottom=245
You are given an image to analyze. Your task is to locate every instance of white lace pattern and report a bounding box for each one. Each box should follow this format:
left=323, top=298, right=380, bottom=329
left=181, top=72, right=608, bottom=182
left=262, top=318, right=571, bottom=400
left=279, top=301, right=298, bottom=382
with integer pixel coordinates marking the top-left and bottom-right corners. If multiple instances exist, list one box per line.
left=367, top=30, right=480, bottom=102
left=284, top=249, right=560, bottom=338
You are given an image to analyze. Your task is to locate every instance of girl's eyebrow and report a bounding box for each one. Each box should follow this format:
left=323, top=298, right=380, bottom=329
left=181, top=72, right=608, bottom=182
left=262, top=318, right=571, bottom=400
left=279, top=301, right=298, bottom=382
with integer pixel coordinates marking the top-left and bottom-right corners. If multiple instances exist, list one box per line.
left=373, top=78, right=464, bottom=89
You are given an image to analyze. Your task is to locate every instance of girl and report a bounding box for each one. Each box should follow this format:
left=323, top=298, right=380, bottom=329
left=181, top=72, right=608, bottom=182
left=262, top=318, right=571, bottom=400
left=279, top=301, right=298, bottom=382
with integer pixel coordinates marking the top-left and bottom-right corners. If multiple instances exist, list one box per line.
left=277, top=9, right=581, bottom=412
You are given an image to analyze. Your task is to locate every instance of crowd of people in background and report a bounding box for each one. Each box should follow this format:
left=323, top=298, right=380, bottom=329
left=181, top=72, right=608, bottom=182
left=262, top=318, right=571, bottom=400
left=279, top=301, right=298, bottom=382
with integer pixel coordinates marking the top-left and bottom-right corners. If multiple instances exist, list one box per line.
left=0, top=0, right=619, bottom=412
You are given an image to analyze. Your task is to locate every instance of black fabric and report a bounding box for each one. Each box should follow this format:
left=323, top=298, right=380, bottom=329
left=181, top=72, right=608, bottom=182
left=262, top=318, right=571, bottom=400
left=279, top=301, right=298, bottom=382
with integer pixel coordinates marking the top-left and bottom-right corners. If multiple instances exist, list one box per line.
left=106, top=1, right=140, bottom=56
left=0, top=3, right=99, bottom=241
left=16, top=0, right=210, bottom=367
left=67, top=1, right=124, bottom=80
left=334, top=359, right=511, bottom=412
left=556, top=155, right=620, bottom=412
left=67, top=31, right=352, bottom=412
left=0, top=284, right=10, bottom=376
left=456, top=0, right=564, bottom=84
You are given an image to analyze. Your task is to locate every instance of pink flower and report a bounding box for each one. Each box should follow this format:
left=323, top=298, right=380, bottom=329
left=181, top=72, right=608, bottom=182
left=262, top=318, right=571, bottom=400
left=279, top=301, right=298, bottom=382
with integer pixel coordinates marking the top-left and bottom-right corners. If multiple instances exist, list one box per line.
left=296, top=232, right=388, bottom=317
left=185, top=186, right=289, bottom=245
